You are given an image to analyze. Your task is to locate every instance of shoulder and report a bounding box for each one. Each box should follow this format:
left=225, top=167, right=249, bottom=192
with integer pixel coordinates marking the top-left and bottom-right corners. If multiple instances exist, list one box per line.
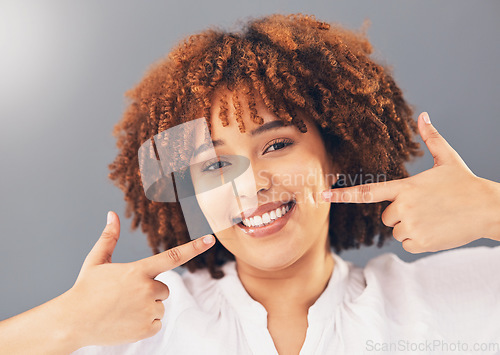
left=356, top=244, right=500, bottom=339
left=362, top=244, right=500, bottom=290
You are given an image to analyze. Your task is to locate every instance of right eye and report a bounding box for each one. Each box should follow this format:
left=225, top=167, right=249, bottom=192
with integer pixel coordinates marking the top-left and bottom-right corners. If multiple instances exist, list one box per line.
left=202, top=159, right=232, bottom=172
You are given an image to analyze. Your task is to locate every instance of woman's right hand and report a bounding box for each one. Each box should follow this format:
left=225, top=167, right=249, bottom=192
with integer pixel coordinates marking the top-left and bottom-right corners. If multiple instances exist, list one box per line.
left=62, top=211, right=215, bottom=350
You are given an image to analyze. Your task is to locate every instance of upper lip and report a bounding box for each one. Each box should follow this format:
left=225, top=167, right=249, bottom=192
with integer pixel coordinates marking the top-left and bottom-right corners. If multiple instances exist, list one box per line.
left=233, top=199, right=294, bottom=222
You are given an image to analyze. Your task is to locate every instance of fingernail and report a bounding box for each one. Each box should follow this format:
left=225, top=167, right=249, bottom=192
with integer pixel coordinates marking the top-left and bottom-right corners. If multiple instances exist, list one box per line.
left=422, top=112, right=431, bottom=125
left=203, top=235, right=214, bottom=244
left=107, top=211, right=113, bottom=225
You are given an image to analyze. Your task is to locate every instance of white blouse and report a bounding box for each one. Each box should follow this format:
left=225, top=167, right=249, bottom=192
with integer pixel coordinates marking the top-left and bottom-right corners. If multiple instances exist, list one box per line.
left=72, top=245, right=500, bottom=354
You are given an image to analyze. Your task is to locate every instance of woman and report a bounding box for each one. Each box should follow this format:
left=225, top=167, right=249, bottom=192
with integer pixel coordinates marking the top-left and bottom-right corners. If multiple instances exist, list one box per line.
left=1, top=13, right=500, bottom=355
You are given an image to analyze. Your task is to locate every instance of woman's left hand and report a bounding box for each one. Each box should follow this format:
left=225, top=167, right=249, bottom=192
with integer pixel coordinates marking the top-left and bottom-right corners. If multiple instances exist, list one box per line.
left=321, top=112, right=500, bottom=253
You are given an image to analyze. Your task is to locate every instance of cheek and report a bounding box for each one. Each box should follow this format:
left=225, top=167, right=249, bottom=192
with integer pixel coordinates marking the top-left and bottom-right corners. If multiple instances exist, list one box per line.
left=275, top=159, right=330, bottom=206
left=194, top=184, right=241, bottom=232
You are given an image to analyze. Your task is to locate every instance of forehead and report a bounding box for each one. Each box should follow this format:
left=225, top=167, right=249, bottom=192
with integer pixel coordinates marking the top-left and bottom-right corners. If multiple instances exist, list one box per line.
left=208, top=87, right=286, bottom=137
left=190, top=87, right=299, bottom=156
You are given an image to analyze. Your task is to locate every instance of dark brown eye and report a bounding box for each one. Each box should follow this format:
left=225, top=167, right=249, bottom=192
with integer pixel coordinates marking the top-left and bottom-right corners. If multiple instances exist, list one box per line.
left=202, top=159, right=231, bottom=172
left=264, top=138, right=294, bottom=154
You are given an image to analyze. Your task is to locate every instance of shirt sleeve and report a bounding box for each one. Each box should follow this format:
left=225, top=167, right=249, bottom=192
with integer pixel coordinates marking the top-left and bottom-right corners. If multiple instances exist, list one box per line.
left=362, top=244, right=500, bottom=344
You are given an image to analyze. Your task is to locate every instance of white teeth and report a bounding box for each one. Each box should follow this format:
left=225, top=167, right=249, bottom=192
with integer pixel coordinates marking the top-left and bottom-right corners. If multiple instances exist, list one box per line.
left=240, top=202, right=293, bottom=227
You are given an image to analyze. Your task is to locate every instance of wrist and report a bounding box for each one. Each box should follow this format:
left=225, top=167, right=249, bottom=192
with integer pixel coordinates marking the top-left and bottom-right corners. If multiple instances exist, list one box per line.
left=0, top=288, right=85, bottom=355
left=478, top=177, right=500, bottom=242
left=51, top=289, right=87, bottom=353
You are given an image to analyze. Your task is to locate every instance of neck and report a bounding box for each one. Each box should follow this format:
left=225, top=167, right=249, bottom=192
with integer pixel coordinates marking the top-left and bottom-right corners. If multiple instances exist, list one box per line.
left=235, top=238, right=335, bottom=317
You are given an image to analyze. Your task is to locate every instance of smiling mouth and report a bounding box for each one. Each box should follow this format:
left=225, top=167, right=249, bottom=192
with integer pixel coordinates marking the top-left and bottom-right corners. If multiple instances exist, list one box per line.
left=233, top=200, right=295, bottom=228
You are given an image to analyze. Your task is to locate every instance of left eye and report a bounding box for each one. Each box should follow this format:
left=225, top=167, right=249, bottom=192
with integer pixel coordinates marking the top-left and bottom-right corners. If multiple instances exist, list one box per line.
left=264, top=139, right=293, bottom=153
left=203, top=160, right=231, bottom=172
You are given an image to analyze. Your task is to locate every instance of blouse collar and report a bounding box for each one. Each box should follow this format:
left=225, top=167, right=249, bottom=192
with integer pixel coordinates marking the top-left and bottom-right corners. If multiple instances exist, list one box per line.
left=217, top=251, right=350, bottom=327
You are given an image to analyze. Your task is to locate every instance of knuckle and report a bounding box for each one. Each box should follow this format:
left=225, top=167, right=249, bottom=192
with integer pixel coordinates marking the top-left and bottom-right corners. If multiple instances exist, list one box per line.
left=142, top=320, right=162, bottom=338
left=158, top=302, right=165, bottom=318
left=392, top=224, right=401, bottom=240
left=151, top=320, right=162, bottom=335
left=402, top=240, right=415, bottom=253
left=141, top=325, right=155, bottom=339
left=429, top=130, right=441, bottom=139
left=126, top=262, right=141, bottom=276
left=152, top=281, right=170, bottom=300
left=424, top=130, right=441, bottom=144
left=100, top=229, right=116, bottom=239
left=358, top=184, right=372, bottom=202
left=409, top=246, right=421, bottom=254
left=419, top=238, right=431, bottom=251
left=165, top=247, right=182, bottom=264
left=192, top=238, right=202, bottom=252
left=403, top=179, right=415, bottom=190
left=402, top=243, right=413, bottom=253
left=381, top=210, right=390, bottom=226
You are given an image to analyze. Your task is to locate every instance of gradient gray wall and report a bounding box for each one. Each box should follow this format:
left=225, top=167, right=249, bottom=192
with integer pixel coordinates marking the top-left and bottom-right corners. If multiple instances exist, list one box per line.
left=1, top=1, right=499, bottom=320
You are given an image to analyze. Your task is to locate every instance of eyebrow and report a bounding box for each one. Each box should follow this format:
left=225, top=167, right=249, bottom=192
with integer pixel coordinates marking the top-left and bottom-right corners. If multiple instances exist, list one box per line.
left=192, top=120, right=287, bottom=157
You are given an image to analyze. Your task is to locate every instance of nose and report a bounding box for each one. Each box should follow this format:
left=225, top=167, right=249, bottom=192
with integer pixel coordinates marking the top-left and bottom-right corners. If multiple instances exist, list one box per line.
left=233, top=158, right=272, bottom=199
left=255, top=165, right=272, bottom=195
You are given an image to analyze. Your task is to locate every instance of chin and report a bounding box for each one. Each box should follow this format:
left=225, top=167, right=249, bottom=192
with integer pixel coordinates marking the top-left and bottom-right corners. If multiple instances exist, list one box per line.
left=241, top=246, right=303, bottom=271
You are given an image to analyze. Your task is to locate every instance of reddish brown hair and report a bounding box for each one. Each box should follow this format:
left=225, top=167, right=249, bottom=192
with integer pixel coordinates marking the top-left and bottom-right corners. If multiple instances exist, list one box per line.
left=108, top=13, right=423, bottom=279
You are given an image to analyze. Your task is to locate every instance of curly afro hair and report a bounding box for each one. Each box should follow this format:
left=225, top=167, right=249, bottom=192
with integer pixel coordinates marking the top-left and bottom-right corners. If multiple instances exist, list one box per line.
left=108, top=13, right=424, bottom=279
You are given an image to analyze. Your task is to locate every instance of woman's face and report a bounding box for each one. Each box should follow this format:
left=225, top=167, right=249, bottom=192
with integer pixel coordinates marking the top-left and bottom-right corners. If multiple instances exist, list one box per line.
left=190, top=88, right=338, bottom=272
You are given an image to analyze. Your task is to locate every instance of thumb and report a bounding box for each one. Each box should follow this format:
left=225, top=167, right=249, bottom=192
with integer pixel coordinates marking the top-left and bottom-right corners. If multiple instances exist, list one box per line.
left=82, top=211, right=121, bottom=268
left=418, top=112, right=463, bottom=167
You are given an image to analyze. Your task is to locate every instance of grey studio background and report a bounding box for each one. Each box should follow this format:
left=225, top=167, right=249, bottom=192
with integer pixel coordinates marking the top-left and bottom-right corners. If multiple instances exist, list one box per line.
left=1, top=1, right=499, bottom=321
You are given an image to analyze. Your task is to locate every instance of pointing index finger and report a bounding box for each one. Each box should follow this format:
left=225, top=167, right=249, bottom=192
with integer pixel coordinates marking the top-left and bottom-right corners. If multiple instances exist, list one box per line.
left=321, top=179, right=402, bottom=203
left=138, top=235, right=215, bottom=278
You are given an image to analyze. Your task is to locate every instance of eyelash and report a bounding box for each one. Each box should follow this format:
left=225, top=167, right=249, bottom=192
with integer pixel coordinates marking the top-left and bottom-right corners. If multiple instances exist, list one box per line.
left=201, top=138, right=294, bottom=172
left=202, top=158, right=230, bottom=172
left=263, top=138, right=294, bottom=154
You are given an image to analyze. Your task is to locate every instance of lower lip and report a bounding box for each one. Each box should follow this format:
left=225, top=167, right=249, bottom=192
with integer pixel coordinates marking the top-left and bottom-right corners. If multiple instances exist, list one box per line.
left=236, top=201, right=296, bottom=238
